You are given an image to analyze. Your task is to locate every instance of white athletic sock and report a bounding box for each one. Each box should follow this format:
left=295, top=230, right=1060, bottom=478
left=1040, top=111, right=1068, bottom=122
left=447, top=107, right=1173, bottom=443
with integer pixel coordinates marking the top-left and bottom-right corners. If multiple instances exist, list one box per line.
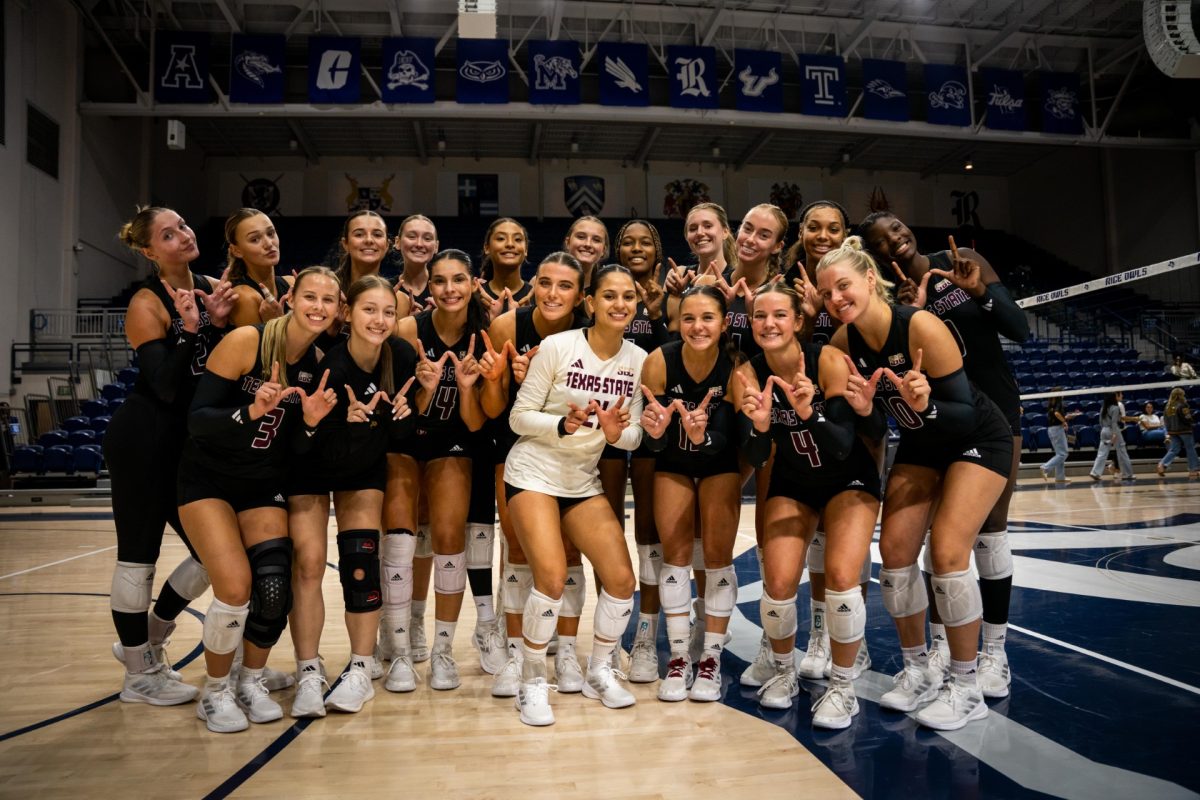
left=296, top=657, right=321, bottom=676
left=507, top=636, right=522, bottom=654
left=811, top=600, right=827, bottom=639
left=475, top=595, right=496, bottom=626
left=772, top=649, right=794, bottom=668
left=239, top=666, right=264, bottom=686
left=702, top=631, right=725, bottom=657
left=349, top=653, right=373, bottom=672
left=411, top=600, right=427, bottom=620
left=557, top=635, right=577, bottom=652
left=982, top=621, right=1007, bottom=648
left=636, top=612, right=658, bottom=640
left=930, top=623, right=948, bottom=651
left=901, top=644, right=929, bottom=667
left=666, top=615, right=690, bottom=656
left=590, top=638, right=617, bottom=668
left=434, top=620, right=456, bottom=649
left=829, top=662, right=855, bottom=684
left=950, top=658, right=978, bottom=688
left=147, top=610, right=173, bottom=645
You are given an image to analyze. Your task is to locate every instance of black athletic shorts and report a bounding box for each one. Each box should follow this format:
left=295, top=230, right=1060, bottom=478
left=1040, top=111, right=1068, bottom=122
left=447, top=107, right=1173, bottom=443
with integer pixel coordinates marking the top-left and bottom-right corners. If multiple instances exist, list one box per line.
left=655, top=447, right=740, bottom=479
left=892, top=415, right=1014, bottom=479
left=177, top=459, right=288, bottom=513
left=503, top=481, right=595, bottom=513
left=766, top=461, right=882, bottom=514
left=389, top=427, right=473, bottom=462
left=286, top=455, right=387, bottom=497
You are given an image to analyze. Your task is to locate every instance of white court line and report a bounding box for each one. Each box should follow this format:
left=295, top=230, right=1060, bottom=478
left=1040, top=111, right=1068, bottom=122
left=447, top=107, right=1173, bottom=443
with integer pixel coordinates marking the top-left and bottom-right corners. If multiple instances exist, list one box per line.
left=0, top=546, right=116, bottom=581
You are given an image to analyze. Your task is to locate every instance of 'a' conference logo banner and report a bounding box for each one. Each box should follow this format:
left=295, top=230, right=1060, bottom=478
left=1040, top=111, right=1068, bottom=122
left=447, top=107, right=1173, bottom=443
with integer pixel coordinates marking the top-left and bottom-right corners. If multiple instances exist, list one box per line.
left=309, top=36, right=361, bottom=104
left=156, top=31, right=211, bottom=104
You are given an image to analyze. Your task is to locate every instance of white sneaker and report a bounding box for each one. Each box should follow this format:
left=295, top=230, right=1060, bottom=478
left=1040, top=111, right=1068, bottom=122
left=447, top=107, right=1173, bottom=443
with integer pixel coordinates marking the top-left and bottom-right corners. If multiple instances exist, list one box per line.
left=385, top=655, right=417, bottom=693
left=236, top=676, right=283, bottom=723
left=627, top=635, right=659, bottom=683
left=689, top=655, right=722, bottom=702
left=555, top=645, right=585, bottom=693
left=812, top=682, right=860, bottom=730
left=410, top=614, right=429, bottom=663
left=657, top=654, right=693, bottom=702
left=914, top=681, right=988, bottom=731
left=757, top=662, right=799, bottom=710
left=739, top=634, right=775, bottom=687
left=473, top=623, right=507, bottom=675
left=197, top=683, right=249, bottom=733
left=825, top=639, right=873, bottom=680
left=516, top=676, right=556, bottom=726
left=120, top=664, right=198, bottom=706
left=928, top=646, right=949, bottom=686
left=799, top=633, right=831, bottom=680
left=260, top=666, right=297, bottom=691
left=325, top=667, right=375, bottom=713
left=291, top=672, right=328, bottom=718
left=112, top=641, right=183, bottom=682
left=978, top=643, right=1011, bottom=699
left=583, top=657, right=636, bottom=709
left=879, top=663, right=941, bottom=712
left=429, top=644, right=460, bottom=690
left=492, top=655, right=522, bottom=698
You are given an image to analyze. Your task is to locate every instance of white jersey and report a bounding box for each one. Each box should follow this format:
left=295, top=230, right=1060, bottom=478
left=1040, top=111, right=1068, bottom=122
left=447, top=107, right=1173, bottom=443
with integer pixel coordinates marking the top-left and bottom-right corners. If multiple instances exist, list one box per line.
left=505, top=328, right=646, bottom=497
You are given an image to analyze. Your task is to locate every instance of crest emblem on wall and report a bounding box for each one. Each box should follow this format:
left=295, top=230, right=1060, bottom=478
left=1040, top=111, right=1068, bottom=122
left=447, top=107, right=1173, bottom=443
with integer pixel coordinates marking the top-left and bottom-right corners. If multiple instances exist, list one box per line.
left=564, top=176, right=605, bottom=217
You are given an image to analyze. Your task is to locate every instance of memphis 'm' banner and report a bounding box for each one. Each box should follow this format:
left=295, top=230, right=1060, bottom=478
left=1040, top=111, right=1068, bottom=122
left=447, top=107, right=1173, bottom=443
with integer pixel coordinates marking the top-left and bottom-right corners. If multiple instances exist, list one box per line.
left=924, top=63, right=971, bottom=126
left=734, top=49, right=783, bottom=113
left=861, top=59, right=908, bottom=122
left=528, top=41, right=581, bottom=105
left=381, top=38, right=436, bottom=103
left=597, top=41, right=650, bottom=107
left=1040, top=72, right=1083, bottom=135
left=667, top=45, right=718, bottom=110
left=983, top=67, right=1026, bottom=131
left=156, top=31, right=210, bottom=103
left=457, top=38, right=510, bottom=104
left=798, top=54, right=846, bottom=116
left=309, top=37, right=361, bottom=103
left=230, top=34, right=285, bottom=104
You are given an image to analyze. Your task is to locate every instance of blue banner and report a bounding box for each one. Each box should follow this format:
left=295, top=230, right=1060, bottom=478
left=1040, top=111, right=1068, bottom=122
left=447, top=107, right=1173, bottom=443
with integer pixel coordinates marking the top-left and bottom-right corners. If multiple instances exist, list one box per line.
left=528, top=40, right=580, bottom=105
left=1040, top=72, right=1083, bottom=135
left=597, top=41, right=649, bottom=107
left=667, top=45, right=718, bottom=109
left=861, top=58, right=908, bottom=122
left=798, top=54, right=845, bottom=116
left=734, top=49, right=783, bottom=113
left=155, top=31, right=210, bottom=104
left=308, top=37, right=360, bottom=104
left=381, top=37, right=435, bottom=103
left=456, top=39, right=509, bottom=104
left=983, top=68, right=1026, bottom=131
left=230, top=34, right=284, bottom=104
left=924, top=63, right=970, bottom=126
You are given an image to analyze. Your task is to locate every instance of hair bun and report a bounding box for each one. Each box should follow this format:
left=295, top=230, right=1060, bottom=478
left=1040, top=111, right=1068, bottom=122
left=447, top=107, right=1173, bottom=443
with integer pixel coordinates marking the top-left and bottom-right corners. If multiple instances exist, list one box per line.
left=842, top=235, right=864, bottom=252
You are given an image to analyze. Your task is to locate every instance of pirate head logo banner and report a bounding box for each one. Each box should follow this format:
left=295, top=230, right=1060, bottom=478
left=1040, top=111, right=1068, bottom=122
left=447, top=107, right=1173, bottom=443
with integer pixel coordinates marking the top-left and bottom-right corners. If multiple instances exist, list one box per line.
left=564, top=176, right=605, bottom=217
left=230, top=34, right=285, bottom=103
left=382, top=37, right=435, bottom=103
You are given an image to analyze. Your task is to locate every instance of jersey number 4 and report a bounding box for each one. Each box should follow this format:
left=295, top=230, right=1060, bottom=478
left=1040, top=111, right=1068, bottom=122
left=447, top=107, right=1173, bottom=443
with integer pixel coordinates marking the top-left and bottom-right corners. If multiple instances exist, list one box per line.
left=424, top=385, right=459, bottom=422
left=252, top=409, right=283, bottom=449
left=788, top=429, right=821, bottom=468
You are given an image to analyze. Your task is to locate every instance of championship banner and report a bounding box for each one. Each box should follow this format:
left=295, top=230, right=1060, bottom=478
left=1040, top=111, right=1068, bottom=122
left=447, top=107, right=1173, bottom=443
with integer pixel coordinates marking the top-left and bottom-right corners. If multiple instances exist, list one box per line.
left=1040, top=72, right=1083, bottom=135
left=667, top=45, right=718, bottom=110
left=381, top=37, right=435, bottom=103
left=597, top=41, right=650, bottom=107
left=798, top=54, right=846, bottom=117
left=982, top=68, right=1026, bottom=131
left=155, top=31, right=210, bottom=104
left=456, top=39, right=509, bottom=104
left=862, top=58, right=908, bottom=122
left=734, top=49, right=783, bottom=113
left=924, top=63, right=970, bottom=126
left=528, top=40, right=581, bottom=105
left=308, top=37, right=361, bottom=104
left=229, top=34, right=285, bottom=104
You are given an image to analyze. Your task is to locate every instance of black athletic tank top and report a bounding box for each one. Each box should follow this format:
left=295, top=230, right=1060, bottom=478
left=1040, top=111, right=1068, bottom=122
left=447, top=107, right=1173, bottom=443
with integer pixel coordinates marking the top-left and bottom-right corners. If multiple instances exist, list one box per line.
left=414, top=310, right=485, bottom=436
left=720, top=266, right=769, bottom=360
left=232, top=274, right=290, bottom=301
left=130, top=273, right=217, bottom=413
left=782, top=263, right=839, bottom=345
left=656, top=340, right=737, bottom=469
left=478, top=280, right=532, bottom=315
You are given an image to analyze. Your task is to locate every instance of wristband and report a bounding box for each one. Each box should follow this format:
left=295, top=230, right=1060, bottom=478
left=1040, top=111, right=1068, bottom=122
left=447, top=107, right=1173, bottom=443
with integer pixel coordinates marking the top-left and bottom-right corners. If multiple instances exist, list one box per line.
left=557, top=416, right=569, bottom=437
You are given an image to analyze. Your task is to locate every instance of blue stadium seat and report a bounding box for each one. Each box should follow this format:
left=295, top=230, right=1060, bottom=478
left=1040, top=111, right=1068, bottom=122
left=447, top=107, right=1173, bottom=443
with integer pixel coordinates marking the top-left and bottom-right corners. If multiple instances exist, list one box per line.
left=1026, top=413, right=1049, bottom=427
left=1122, top=426, right=1140, bottom=446
left=44, top=444, right=74, bottom=473
left=1027, top=426, right=1047, bottom=451
left=73, top=444, right=104, bottom=473
left=67, top=429, right=96, bottom=447
left=1034, top=427, right=1052, bottom=450
left=117, top=367, right=140, bottom=386
left=11, top=445, right=43, bottom=473
left=62, top=415, right=91, bottom=432
left=1021, top=428, right=1034, bottom=450
left=81, top=399, right=108, bottom=418
left=101, top=383, right=127, bottom=402
left=90, top=415, right=111, bottom=434
left=38, top=430, right=68, bottom=448
left=107, top=397, right=125, bottom=412
left=1077, top=426, right=1101, bottom=449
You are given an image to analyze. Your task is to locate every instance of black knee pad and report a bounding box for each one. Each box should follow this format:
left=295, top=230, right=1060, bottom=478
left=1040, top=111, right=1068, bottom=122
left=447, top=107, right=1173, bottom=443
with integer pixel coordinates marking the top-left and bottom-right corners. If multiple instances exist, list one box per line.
left=337, top=529, right=382, bottom=613
left=245, top=537, right=294, bottom=648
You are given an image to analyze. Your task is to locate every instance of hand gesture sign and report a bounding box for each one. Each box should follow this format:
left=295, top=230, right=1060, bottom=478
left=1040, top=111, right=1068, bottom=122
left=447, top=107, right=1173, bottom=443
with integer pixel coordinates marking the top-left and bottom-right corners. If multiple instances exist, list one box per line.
left=635, top=276, right=666, bottom=320
left=590, top=396, right=630, bottom=443
left=562, top=402, right=591, bottom=435
left=890, top=261, right=930, bottom=309
left=511, top=345, right=538, bottom=385
left=346, top=384, right=389, bottom=424
left=295, top=369, right=338, bottom=427
left=737, top=371, right=773, bottom=433
left=664, top=258, right=694, bottom=297
left=486, top=287, right=514, bottom=321
left=639, top=385, right=676, bottom=439
left=278, top=270, right=298, bottom=310
left=881, top=348, right=930, bottom=414
left=249, top=362, right=288, bottom=420
left=675, top=388, right=715, bottom=445
left=414, top=339, right=444, bottom=392
left=791, top=264, right=822, bottom=321
left=391, top=376, right=417, bottom=420
left=194, top=266, right=238, bottom=328
left=161, top=279, right=201, bottom=333
left=841, top=354, right=883, bottom=416
left=450, top=334, right=480, bottom=389
left=930, top=235, right=984, bottom=298
left=772, top=358, right=816, bottom=421
left=478, top=331, right=511, bottom=383
left=258, top=283, right=286, bottom=322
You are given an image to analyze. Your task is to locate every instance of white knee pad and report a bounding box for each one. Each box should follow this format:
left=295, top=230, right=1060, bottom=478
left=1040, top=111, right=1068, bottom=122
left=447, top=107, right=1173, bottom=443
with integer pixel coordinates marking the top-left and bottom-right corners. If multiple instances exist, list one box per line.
left=658, top=563, right=692, bottom=616
left=465, top=523, right=495, bottom=570
left=414, top=524, right=433, bottom=558
left=858, top=548, right=873, bottom=585
left=593, top=589, right=634, bottom=641
left=522, top=588, right=562, bottom=646
left=203, top=598, right=249, bottom=655
left=879, top=563, right=928, bottom=619
left=382, top=530, right=416, bottom=609
left=560, top=565, right=586, bottom=617
left=825, top=588, right=866, bottom=645
left=166, top=556, right=210, bottom=601
left=974, top=531, right=1014, bottom=580
left=931, top=569, right=983, bottom=627
left=760, top=592, right=798, bottom=642
left=111, top=562, right=154, bottom=614
left=637, top=543, right=662, bottom=586
left=692, top=537, right=704, bottom=571
left=501, top=561, right=533, bottom=615
left=807, top=531, right=826, bottom=573
left=920, top=532, right=933, bottom=573
left=704, top=565, right=737, bottom=618
left=433, top=551, right=467, bottom=595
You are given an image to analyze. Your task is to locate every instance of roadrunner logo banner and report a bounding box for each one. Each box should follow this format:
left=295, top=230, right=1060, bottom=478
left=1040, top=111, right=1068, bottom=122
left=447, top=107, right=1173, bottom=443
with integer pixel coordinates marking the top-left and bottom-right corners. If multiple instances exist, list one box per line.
left=924, top=63, right=970, bottom=126
left=668, top=45, right=718, bottom=110
left=230, top=34, right=284, bottom=103
left=382, top=37, right=435, bottom=103
left=983, top=67, right=1027, bottom=131
left=155, top=31, right=210, bottom=104
left=597, top=41, right=649, bottom=107
left=528, top=40, right=581, bottom=105
left=309, top=36, right=361, bottom=104
left=1040, top=72, right=1083, bottom=135
left=735, top=49, right=782, bottom=113
left=862, top=58, right=909, bottom=122
left=456, top=39, right=509, bottom=104
left=564, top=176, right=605, bottom=217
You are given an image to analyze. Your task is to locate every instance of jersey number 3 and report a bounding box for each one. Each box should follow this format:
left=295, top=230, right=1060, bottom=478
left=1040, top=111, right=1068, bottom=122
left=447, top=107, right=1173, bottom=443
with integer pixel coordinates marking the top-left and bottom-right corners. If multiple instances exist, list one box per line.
left=252, top=409, right=283, bottom=449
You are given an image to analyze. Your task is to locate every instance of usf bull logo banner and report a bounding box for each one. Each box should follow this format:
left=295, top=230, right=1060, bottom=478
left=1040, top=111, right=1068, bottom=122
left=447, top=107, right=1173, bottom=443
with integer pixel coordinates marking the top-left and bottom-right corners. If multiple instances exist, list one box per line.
left=564, top=176, right=605, bottom=217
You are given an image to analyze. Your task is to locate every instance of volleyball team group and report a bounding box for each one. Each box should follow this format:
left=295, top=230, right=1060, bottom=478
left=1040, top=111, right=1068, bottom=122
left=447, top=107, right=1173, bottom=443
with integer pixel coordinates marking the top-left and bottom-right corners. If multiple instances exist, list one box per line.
left=105, top=197, right=1028, bottom=733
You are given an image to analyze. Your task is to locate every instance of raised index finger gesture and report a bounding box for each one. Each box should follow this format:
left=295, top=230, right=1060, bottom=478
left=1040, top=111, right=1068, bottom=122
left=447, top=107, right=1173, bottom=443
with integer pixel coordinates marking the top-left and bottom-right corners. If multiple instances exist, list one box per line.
left=931, top=234, right=983, bottom=297
left=677, top=387, right=715, bottom=444
left=841, top=354, right=882, bottom=415
left=738, top=370, right=774, bottom=432
left=639, top=384, right=675, bottom=439
left=478, top=330, right=509, bottom=382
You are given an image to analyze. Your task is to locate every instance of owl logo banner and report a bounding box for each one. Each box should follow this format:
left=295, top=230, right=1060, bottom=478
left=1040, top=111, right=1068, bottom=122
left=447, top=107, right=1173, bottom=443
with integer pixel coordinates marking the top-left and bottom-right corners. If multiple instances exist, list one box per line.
left=456, top=39, right=509, bottom=104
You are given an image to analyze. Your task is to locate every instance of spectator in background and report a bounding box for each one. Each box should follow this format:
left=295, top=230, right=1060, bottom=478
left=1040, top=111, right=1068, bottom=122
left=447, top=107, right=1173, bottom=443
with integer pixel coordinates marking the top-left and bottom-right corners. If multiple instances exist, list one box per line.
left=1157, top=388, right=1198, bottom=478
left=1170, top=355, right=1197, bottom=380
left=1089, top=392, right=1134, bottom=482
left=1040, top=390, right=1078, bottom=483
left=1139, top=402, right=1166, bottom=446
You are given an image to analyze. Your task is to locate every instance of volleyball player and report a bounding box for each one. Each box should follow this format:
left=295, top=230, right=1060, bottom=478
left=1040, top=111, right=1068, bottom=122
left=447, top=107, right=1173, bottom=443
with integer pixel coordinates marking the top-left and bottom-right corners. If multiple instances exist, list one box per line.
left=223, top=208, right=292, bottom=327
left=180, top=267, right=340, bottom=733
left=478, top=251, right=587, bottom=697
left=863, top=213, right=1029, bottom=699
left=734, top=282, right=882, bottom=727
left=286, top=275, right=424, bottom=715
left=639, top=285, right=741, bottom=702
left=506, top=264, right=646, bottom=726
left=385, top=250, right=487, bottom=691
left=816, top=238, right=1013, bottom=730
left=664, top=203, right=737, bottom=331
left=393, top=214, right=439, bottom=317
left=106, top=207, right=236, bottom=706
left=564, top=215, right=610, bottom=289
